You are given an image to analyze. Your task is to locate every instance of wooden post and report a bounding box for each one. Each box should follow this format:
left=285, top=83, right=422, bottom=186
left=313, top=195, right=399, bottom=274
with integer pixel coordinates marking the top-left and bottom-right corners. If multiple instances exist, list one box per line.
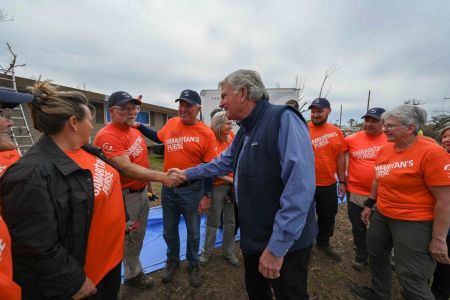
left=367, top=90, right=371, bottom=111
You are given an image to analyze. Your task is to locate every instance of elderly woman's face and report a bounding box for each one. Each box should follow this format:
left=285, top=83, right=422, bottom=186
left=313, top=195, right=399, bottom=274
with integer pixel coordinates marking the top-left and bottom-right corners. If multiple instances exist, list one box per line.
left=382, top=116, right=410, bottom=142
left=442, top=128, right=450, bottom=152
left=220, top=119, right=233, bottom=136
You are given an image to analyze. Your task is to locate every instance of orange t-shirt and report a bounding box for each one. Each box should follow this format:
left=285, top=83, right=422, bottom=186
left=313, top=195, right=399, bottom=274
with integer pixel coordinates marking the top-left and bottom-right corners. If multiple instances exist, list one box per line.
left=65, top=149, right=125, bottom=285
left=0, top=216, right=21, bottom=300
left=375, top=138, right=450, bottom=221
left=157, top=117, right=217, bottom=171
left=0, top=149, right=20, bottom=177
left=94, top=123, right=149, bottom=189
left=308, top=122, right=347, bottom=186
left=214, top=136, right=234, bottom=186
left=345, top=131, right=388, bottom=195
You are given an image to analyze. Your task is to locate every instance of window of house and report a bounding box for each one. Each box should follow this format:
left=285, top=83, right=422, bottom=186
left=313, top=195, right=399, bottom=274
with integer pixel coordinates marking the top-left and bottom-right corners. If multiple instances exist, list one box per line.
left=104, top=110, right=149, bottom=125
left=91, top=102, right=104, bottom=124
left=150, top=111, right=155, bottom=126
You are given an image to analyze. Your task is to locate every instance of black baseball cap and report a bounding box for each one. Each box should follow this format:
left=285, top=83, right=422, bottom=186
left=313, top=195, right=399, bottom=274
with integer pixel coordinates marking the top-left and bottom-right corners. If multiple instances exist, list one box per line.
left=175, top=89, right=201, bottom=105
left=108, top=91, right=141, bottom=107
left=361, top=107, right=385, bottom=120
left=0, top=88, right=34, bottom=109
left=308, top=98, right=330, bottom=109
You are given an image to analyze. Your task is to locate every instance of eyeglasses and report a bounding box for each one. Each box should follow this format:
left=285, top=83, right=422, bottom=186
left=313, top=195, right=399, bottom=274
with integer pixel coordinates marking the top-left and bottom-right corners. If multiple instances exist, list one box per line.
left=0, top=108, right=13, bottom=119
left=383, top=123, right=405, bottom=130
left=111, top=105, right=140, bottom=113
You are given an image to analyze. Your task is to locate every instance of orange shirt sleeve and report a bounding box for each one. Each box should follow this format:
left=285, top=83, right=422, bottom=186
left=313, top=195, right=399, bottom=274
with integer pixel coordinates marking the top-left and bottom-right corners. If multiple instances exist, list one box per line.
left=94, top=133, right=127, bottom=159
left=422, top=146, right=450, bottom=186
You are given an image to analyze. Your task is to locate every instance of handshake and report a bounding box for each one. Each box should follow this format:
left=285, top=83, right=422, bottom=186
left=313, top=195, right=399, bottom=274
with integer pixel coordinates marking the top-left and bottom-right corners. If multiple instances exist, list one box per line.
left=162, top=168, right=187, bottom=188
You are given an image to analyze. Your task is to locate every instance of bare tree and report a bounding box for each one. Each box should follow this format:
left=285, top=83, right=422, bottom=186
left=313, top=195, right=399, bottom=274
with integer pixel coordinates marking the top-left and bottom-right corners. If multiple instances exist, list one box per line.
left=0, top=9, right=13, bottom=22
left=0, top=42, right=26, bottom=75
left=318, top=65, right=338, bottom=98
left=403, top=99, right=425, bottom=105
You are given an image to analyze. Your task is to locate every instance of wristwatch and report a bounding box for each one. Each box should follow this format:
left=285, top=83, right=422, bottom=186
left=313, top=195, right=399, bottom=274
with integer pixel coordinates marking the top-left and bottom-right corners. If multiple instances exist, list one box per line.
left=205, top=192, right=212, bottom=198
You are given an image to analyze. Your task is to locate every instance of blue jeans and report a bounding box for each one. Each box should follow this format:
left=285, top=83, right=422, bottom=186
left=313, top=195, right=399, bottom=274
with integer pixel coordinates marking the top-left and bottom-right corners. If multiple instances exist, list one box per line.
left=161, top=180, right=203, bottom=268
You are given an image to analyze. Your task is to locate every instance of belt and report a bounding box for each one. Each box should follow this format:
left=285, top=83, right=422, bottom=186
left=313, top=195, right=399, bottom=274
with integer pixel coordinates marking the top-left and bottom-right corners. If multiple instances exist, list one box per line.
left=123, top=186, right=146, bottom=194
left=178, top=179, right=200, bottom=188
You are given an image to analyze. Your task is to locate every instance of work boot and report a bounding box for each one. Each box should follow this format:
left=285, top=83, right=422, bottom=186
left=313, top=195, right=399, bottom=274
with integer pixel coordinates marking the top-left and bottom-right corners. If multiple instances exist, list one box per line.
left=351, top=285, right=378, bottom=300
left=224, top=254, right=240, bottom=267
left=124, top=271, right=154, bottom=289
left=188, top=265, right=202, bottom=288
left=199, top=253, right=210, bottom=265
left=161, top=259, right=179, bottom=284
left=316, top=244, right=342, bottom=261
left=352, top=259, right=368, bottom=272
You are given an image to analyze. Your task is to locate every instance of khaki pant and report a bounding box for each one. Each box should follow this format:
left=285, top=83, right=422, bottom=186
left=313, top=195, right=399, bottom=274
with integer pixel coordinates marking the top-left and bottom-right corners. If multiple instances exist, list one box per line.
left=123, top=188, right=149, bottom=279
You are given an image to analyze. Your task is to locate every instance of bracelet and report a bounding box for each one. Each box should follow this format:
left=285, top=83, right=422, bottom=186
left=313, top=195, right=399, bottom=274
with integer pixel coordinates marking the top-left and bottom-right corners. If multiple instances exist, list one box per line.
left=364, top=198, right=376, bottom=208
left=338, top=180, right=347, bottom=186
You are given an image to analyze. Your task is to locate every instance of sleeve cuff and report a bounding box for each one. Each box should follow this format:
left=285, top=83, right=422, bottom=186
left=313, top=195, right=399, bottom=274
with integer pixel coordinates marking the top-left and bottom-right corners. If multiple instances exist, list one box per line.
left=267, top=237, right=294, bottom=257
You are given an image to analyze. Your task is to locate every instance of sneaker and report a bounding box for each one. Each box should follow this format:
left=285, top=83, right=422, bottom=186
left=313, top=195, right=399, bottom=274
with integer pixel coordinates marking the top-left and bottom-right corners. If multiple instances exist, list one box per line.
left=199, top=253, right=210, bottom=265
left=124, top=272, right=154, bottom=289
left=188, top=265, right=202, bottom=288
left=351, top=285, right=377, bottom=300
left=352, top=259, right=367, bottom=272
left=316, top=244, right=342, bottom=261
left=224, top=254, right=240, bottom=267
left=161, top=259, right=180, bottom=284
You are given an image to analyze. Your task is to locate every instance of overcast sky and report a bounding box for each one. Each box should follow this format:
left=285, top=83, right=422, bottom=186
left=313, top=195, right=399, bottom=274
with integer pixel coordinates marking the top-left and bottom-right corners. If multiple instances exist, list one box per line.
left=1, top=0, right=449, bottom=124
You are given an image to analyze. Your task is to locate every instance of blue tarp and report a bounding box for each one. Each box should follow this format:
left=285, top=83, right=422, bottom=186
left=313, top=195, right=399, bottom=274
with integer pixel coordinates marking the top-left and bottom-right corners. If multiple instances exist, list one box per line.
left=136, top=206, right=240, bottom=274
left=131, top=193, right=345, bottom=274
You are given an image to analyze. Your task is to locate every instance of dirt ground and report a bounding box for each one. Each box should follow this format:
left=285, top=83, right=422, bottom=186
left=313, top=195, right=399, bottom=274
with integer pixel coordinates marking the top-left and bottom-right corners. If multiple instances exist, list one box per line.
left=119, top=203, right=403, bottom=300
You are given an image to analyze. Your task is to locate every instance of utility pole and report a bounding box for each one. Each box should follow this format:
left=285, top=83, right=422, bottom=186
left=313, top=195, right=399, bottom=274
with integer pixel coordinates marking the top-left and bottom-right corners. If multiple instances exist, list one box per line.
left=339, top=104, right=342, bottom=129
left=367, top=90, right=371, bottom=111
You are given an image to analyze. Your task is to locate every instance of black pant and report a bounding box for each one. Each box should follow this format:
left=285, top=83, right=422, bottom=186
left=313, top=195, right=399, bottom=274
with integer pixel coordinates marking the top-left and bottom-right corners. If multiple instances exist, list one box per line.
left=347, top=201, right=368, bottom=262
left=314, top=184, right=338, bottom=246
left=242, top=247, right=311, bottom=300
left=432, top=236, right=450, bottom=300
left=86, top=262, right=121, bottom=300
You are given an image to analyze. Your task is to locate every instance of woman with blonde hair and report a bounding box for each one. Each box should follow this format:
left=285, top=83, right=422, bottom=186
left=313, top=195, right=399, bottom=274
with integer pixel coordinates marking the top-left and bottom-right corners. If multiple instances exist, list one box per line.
left=199, top=111, right=239, bottom=266
left=1, top=80, right=125, bottom=299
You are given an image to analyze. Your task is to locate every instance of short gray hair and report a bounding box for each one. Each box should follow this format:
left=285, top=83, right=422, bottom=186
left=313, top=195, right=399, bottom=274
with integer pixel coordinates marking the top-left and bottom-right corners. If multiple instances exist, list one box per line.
left=381, top=105, right=427, bottom=135
left=219, top=69, right=269, bottom=102
left=211, top=111, right=228, bottom=142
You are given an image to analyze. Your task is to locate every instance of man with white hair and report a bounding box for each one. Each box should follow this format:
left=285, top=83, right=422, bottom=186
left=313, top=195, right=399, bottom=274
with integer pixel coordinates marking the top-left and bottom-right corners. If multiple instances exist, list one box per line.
left=172, top=70, right=317, bottom=300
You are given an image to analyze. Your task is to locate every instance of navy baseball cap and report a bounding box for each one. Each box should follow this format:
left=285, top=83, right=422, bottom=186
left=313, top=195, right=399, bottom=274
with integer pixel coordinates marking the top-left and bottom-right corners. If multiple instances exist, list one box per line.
left=308, top=98, right=330, bottom=109
left=0, top=88, right=34, bottom=109
left=175, top=89, right=201, bottom=105
left=361, top=107, right=385, bottom=120
left=108, top=91, right=141, bottom=107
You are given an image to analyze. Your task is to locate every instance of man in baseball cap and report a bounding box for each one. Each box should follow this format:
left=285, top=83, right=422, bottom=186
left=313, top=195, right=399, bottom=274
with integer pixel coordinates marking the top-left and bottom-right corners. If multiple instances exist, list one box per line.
left=308, top=97, right=330, bottom=110
left=133, top=88, right=216, bottom=288
left=344, top=107, right=388, bottom=271
left=107, top=91, right=141, bottom=107
left=0, top=88, right=33, bottom=151
left=361, top=107, right=385, bottom=121
left=0, top=88, right=34, bottom=299
left=308, top=97, right=347, bottom=261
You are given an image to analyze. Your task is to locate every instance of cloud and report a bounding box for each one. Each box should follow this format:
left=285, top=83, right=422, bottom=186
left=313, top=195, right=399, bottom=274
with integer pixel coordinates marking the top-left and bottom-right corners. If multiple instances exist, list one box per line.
left=1, top=0, right=449, bottom=122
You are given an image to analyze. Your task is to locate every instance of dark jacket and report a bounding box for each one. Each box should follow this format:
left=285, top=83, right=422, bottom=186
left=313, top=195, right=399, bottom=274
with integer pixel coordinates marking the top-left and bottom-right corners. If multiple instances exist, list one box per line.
left=233, top=100, right=317, bottom=254
left=0, top=135, right=109, bottom=299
